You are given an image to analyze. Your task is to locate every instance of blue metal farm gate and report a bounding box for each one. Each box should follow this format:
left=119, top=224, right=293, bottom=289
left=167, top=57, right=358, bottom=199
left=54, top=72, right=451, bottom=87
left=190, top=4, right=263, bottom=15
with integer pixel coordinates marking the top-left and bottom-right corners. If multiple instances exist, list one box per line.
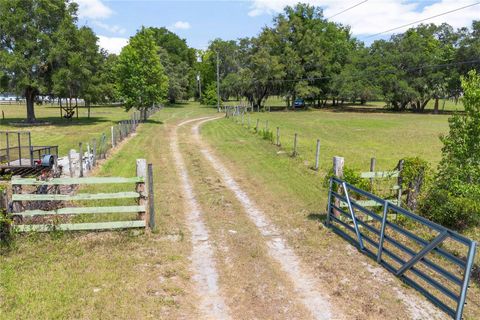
left=326, top=177, right=477, bottom=320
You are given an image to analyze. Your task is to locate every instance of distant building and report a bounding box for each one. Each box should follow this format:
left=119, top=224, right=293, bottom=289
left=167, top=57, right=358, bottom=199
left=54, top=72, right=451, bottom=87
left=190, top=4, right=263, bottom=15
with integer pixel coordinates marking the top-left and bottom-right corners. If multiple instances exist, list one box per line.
left=0, top=92, right=21, bottom=101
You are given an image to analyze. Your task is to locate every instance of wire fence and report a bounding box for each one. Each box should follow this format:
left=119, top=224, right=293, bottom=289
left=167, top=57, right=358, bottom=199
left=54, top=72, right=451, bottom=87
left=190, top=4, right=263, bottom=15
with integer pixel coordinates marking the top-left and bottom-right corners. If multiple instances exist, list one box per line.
left=61, top=106, right=162, bottom=178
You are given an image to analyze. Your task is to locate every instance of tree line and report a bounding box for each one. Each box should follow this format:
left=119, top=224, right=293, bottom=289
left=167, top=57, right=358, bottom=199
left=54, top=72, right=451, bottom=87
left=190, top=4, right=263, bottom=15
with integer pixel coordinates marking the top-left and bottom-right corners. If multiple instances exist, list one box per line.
left=198, top=4, right=480, bottom=112
left=1, top=1, right=480, bottom=122
left=0, top=0, right=196, bottom=122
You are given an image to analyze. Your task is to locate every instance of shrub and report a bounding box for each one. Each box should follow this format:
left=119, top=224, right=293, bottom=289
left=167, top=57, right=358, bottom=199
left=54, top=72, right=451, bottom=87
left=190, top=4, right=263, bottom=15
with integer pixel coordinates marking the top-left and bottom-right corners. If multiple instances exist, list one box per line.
left=323, top=166, right=370, bottom=191
left=420, top=70, right=480, bottom=229
left=421, top=188, right=480, bottom=230
left=201, top=83, right=221, bottom=106
left=401, top=157, right=431, bottom=211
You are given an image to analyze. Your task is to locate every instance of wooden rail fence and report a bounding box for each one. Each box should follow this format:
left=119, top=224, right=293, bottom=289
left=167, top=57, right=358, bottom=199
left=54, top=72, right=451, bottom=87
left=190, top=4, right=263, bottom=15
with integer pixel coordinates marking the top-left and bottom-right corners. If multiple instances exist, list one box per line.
left=9, top=158, right=155, bottom=232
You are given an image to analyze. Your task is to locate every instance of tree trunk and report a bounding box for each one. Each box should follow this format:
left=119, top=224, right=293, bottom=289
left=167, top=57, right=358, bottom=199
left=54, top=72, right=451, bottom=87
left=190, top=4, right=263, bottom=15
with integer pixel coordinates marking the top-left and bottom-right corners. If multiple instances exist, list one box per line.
left=420, top=99, right=429, bottom=112
left=25, top=87, right=37, bottom=123
left=433, top=97, right=439, bottom=114
left=406, top=169, right=425, bottom=211
left=87, top=101, right=91, bottom=118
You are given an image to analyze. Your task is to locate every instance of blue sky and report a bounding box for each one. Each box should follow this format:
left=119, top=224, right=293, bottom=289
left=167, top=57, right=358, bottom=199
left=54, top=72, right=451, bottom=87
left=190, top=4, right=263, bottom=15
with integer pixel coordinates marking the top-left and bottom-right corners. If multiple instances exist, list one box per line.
left=75, top=0, right=480, bottom=54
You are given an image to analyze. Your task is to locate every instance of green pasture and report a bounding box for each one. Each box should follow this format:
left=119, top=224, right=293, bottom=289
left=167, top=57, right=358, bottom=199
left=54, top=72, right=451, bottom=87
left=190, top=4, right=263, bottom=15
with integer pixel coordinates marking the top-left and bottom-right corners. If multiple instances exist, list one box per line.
left=223, top=108, right=450, bottom=170
left=0, top=103, right=133, bottom=155
left=224, top=96, right=465, bottom=112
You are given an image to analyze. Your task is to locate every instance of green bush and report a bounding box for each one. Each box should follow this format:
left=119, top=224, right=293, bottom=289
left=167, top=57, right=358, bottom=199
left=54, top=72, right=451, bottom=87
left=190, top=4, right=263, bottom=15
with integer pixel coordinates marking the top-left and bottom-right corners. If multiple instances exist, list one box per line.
left=201, top=83, right=221, bottom=106
left=420, top=70, right=480, bottom=229
left=421, top=187, right=480, bottom=229
left=323, top=166, right=370, bottom=191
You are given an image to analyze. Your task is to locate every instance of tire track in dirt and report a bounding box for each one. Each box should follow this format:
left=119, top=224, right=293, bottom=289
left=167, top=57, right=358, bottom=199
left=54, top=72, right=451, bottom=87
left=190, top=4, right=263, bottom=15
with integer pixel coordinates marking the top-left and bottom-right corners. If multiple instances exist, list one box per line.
left=171, top=117, right=231, bottom=319
left=191, top=117, right=334, bottom=320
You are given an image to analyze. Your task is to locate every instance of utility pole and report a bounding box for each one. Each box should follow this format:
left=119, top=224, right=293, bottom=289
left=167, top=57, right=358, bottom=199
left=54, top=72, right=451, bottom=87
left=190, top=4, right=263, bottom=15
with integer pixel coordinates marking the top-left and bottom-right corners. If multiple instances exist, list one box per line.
left=216, top=51, right=220, bottom=113
left=197, top=74, right=202, bottom=100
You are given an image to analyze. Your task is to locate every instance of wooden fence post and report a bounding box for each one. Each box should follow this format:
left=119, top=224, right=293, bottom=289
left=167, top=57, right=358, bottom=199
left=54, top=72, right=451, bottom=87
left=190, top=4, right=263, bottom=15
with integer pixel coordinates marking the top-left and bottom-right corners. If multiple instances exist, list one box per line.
left=11, top=175, right=22, bottom=215
left=255, top=119, right=259, bottom=133
left=79, top=143, right=84, bottom=177
left=111, top=126, right=115, bottom=148
left=276, top=127, right=280, bottom=146
left=136, top=159, right=147, bottom=227
left=147, top=163, right=155, bottom=230
left=333, top=156, right=344, bottom=217
left=92, top=139, right=97, bottom=167
left=265, top=120, right=269, bottom=132
left=370, top=157, right=376, bottom=190
left=248, top=114, right=251, bottom=128
left=314, top=139, right=321, bottom=171
left=292, top=133, right=298, bottom=157
left=0, top=189, right=7, bottom=213
left=67, top=150, right=74, bottom=177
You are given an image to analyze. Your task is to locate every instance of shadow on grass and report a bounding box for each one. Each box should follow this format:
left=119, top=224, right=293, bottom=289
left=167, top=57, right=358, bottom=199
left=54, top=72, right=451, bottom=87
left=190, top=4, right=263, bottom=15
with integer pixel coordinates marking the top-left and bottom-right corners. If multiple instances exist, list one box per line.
left=143, top=119, right=163, bottom=125
left=325, top=105, right=463, bottom=115
left=1, top=117, right=113, bottom=127
left=307, top=212, right=327, bottom=222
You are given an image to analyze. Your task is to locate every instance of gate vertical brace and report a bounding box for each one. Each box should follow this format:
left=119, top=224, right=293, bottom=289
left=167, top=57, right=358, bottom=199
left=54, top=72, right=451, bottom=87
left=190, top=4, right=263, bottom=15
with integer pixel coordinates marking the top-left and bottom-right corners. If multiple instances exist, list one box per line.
left=456, top=241, right=477, bottom=320
left=342, top=182, right=364, bottom=250
left=326, top=178, right=333, bottom=226
left=377, top=200, right=389, bottom=263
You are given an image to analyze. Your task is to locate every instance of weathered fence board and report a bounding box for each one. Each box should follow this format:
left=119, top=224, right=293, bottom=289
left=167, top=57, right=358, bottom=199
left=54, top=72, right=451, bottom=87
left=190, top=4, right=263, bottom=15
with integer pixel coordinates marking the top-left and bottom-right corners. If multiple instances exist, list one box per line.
left=17, top=205, right=146, bottom=217
left=12, top=177, right=144, bottom=185
left=360, top=171, right=399, bottom=179
left=12, top=192, right=140, bottom=201
left=14, top=220, right=146, bottom=232
left=9, top=159, right=155, bottom=232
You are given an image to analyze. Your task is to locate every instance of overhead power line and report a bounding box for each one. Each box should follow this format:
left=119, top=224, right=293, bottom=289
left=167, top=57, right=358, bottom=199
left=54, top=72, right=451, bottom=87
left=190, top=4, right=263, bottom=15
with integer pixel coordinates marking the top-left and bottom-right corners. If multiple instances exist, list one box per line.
left=253, top=58, right=480, bottom=84
left=326, top=0, right=369, bottom=20
left=365, top=1, right=480, bottom=38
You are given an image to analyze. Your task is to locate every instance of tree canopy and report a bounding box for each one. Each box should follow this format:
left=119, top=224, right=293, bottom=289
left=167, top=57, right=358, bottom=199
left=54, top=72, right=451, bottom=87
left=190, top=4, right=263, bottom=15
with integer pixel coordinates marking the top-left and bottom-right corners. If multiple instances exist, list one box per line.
left=115, top=28, right=168, bottom=118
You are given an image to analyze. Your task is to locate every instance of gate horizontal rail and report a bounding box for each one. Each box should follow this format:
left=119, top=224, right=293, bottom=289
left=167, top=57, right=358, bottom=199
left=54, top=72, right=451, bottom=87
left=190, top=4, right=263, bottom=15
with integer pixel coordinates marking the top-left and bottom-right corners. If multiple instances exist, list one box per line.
left=326, top=177, right=476, bottom=320
left=9, top=160, right=155, bottom=232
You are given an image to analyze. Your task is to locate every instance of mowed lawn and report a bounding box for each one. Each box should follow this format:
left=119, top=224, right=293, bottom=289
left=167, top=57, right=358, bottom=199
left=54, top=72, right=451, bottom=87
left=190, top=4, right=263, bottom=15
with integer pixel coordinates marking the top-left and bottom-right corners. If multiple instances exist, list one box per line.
left=0, top=103, right=133, bottom=155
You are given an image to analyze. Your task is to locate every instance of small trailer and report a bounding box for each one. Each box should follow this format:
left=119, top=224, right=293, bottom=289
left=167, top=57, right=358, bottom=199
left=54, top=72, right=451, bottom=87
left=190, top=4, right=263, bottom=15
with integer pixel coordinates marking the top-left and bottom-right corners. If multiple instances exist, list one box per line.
left=0, top=131, right=58, bottom=176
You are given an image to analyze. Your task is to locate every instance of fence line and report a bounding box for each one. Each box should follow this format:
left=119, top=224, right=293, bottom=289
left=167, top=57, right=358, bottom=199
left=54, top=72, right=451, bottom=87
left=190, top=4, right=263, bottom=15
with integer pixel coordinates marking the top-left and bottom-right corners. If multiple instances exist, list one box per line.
left=62, top=106, right=162, bottom=178
left=226, top=106, right=322, bottom=170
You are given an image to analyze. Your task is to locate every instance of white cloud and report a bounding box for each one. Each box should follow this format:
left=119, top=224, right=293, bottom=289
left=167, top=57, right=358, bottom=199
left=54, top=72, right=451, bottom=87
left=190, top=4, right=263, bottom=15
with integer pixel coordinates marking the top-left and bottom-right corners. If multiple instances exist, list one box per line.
left=248, top=0, right=480, bottom=36
left=94, top=21, right=126, bottom=35
left=97, top=35, right=128, bottom=55
left=75, top=0, right=113, bottom=19
left=171, top=21, right=191, bottom=30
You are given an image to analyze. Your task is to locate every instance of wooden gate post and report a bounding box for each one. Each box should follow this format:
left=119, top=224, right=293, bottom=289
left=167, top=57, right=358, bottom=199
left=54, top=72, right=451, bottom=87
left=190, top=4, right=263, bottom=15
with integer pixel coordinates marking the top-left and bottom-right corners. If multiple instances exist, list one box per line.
left=136, top=159, right=148, bottom=228
left=147, top=163, right=155, bottom=230
left=333, top=156, right=344, bottom=217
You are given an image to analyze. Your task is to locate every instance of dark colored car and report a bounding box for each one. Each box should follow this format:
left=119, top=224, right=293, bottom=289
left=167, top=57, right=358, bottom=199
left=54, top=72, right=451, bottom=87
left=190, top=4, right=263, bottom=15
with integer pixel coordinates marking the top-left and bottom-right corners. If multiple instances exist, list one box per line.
left=294, top=98, right=305, bottom=108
